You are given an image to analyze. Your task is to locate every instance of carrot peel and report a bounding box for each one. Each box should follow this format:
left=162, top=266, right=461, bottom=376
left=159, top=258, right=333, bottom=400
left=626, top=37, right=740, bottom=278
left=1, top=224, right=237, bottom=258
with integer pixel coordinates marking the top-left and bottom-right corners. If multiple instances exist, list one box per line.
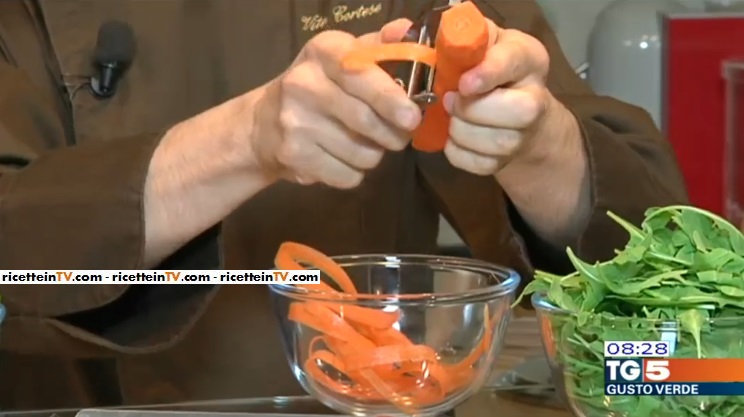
left=275, top=241, right=497, bottom=412
left=340, top=1, right=490, bottom=153
left=342, top=44, right=438, bottom=72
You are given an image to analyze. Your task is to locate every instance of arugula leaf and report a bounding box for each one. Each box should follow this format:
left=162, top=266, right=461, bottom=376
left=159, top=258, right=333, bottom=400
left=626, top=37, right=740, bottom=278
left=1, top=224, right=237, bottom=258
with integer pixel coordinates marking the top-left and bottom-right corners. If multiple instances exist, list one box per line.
left=678, top=309, right=708, bottom=358
left=517, top=205, right=744, bottom=417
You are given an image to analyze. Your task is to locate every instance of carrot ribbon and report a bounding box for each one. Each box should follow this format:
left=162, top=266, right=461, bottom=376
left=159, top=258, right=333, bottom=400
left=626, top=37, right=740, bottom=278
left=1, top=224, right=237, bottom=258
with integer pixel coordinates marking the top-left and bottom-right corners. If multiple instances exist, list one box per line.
left=274, top=242, right=494, bottom=411
left=341, top=1, right=490, bottom=153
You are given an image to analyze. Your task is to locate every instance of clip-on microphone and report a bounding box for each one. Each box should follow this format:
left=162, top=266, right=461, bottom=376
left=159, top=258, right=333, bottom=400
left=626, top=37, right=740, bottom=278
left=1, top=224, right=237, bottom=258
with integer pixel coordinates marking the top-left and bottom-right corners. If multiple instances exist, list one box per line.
left=89, top=20, right=136, bottom=99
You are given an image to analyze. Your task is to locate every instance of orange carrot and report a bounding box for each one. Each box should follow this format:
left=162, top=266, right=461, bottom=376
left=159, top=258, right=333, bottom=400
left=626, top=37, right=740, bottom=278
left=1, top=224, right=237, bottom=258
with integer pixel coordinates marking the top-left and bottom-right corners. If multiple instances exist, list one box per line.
left=340, top=1, right=490, bottom=153
left=276, top=242, right=357, bottom=293
left=540, top=317, right=556, bottom=358
left=274, top=241, right=495, bottom=411
left=342, top=44, right=438, bottom=72
left=413, top=1, right=490, bottom=152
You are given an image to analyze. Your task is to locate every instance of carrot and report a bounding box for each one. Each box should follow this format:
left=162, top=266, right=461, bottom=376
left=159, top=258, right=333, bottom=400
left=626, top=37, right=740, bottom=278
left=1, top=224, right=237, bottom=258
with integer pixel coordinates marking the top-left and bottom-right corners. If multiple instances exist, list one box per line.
left=342, top=44, right=438, bottom=72
left=540, top=316, right=556, bottom=358
left=340, top=1, right=490, bottom=153
left=413, top=1, right=490, bottom=152
left=276, top=242, right=357, bottom=293
left=275, top=241, right=496, bottom=411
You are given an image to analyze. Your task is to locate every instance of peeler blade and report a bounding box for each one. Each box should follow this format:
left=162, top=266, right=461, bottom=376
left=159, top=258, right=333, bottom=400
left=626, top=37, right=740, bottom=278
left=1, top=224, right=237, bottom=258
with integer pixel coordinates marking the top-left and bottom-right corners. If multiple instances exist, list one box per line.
left=386, top=0, right=469, bottom=107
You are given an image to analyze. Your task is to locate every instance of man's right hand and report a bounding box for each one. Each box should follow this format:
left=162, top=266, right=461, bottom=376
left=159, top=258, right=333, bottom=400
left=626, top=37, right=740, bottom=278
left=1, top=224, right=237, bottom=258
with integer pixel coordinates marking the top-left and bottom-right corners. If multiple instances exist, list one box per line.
left=250, top=19, right=422, bottom=189
left=141, top=20, right=420, bottom=265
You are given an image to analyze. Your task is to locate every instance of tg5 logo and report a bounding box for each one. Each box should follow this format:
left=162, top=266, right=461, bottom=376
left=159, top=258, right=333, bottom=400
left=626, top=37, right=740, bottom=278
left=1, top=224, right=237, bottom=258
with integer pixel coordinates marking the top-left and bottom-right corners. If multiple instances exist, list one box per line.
left=604, top=359, right=670, bottom=383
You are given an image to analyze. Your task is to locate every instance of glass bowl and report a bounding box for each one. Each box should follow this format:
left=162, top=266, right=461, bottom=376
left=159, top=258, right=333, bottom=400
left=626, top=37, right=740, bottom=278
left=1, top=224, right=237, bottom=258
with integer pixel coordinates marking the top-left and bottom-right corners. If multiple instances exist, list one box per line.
left=269, top=254, right=520, bottom=417
left=533, top=291, right=744, bottom=417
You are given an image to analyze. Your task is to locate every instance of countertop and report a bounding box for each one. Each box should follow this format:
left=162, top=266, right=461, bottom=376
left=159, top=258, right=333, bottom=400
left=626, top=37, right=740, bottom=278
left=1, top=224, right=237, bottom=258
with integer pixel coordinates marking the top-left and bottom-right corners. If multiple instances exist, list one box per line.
left=461, top=314, right=572, bottom=417
left=1, top=314, right=572, bottom=417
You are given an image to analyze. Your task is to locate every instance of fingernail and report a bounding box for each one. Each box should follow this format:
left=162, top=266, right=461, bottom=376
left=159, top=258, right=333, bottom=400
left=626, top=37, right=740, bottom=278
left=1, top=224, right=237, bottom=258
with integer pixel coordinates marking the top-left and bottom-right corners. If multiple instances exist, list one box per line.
left=396, top=107, right=418, bottom=130
left=443, top=93, right=455, bottom=114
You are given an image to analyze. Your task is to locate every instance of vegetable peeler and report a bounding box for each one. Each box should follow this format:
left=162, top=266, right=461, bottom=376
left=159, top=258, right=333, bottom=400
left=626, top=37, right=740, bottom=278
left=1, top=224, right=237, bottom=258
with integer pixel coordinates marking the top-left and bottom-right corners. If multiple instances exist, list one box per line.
left=342, top=0, right=490, bottom=152
left=395, top=0, right=465, bottom=108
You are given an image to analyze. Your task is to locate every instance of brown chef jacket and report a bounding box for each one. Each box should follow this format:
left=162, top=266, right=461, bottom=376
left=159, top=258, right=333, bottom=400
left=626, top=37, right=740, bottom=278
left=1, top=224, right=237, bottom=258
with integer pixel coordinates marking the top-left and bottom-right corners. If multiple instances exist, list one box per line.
left=0, top=0, right=688, bottom=410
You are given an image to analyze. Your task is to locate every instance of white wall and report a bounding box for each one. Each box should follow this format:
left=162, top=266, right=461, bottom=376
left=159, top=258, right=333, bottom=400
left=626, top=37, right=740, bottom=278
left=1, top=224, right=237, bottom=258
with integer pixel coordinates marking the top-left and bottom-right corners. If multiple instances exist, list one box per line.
left=537, top=0, right=706, bottom=70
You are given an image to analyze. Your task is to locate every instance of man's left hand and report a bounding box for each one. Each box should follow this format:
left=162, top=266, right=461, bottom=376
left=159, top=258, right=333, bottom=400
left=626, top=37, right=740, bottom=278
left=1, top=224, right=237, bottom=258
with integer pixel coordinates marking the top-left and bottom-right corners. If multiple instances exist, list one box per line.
left=441, top=20, right=578, bottom=175
left=378, top=18, right=590, bottom=246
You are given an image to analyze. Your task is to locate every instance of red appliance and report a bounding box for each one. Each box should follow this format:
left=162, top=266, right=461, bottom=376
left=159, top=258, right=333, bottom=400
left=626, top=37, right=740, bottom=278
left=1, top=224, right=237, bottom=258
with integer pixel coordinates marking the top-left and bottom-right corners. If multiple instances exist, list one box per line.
left=662, top=12, right=744, bottom=215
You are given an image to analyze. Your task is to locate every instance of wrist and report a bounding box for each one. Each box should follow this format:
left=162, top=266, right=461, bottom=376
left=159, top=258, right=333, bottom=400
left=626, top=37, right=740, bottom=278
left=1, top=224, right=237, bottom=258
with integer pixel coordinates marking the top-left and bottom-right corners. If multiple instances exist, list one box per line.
left=246, top=79, right=284, bottom=181
left=494, top=97, right=590, bottom=246
left=216, top=88, right=274, bottom=177
left=144, top=90, right=279, bottom=265
left=156, top=88, right=280, bottom=187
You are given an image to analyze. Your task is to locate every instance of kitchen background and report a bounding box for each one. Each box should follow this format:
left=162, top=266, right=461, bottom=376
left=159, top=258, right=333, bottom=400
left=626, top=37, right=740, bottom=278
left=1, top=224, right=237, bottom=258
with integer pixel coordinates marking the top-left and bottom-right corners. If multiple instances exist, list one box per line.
left=437, top=0, right=744, bottom=249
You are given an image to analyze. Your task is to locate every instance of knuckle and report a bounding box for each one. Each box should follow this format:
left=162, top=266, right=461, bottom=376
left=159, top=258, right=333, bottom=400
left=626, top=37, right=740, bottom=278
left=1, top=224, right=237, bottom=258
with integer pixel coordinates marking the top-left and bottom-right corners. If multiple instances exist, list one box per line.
left=531, top=42, right=551, bottom=77
left=505, top=29, right=550, bottom=78
left=278, top=109, right=302, bottom=133
left=514, top=93, right=543, bottom=126
left=312, top=30, right=351, bottom=45
left=448, top=118, right=467, bottom=143
left=340, top=135, right=382, bottom=171
left=444, top=144, right=464, bottom=168
left=345, top=172, right=365, bottom=188
left=518, top=32, right=550, bottom=78
left=448, top=157, right=467, bottom=172
left=352, top=105, right=379, bottom=133
left=276, top=139, right=304, bottom=166
left=281, top=64, right=316, bottom=95
left=537, top=53, right=550, bottom=78
left=306, top=30, right=351, bottom=54
left=334, top=70, right=354, bottom=91
left=473, top=157, right=497, bottom=175
left=371, top=85, right=396, bottom=107
left=280, top=70, right=302, bottom=92
left=507, top=59, right=523, bottom=81
left=303, top=31, right=356, bottom=69
left=385, top=132, right=408, bottom=151
left=333, top=171, right=364, bottom=189
left=538, top=89, right=551, bottom=114
left=308, top=31, right=333, bottom=47
left=447, top=140, right=497, bottom=175
left=358, top=149, right=384, bottom=170
left=501, top=132, right=522, bottom=154
left=447, top=133, right=464, bottom=150
left=375, top=87, right=409, bottom=123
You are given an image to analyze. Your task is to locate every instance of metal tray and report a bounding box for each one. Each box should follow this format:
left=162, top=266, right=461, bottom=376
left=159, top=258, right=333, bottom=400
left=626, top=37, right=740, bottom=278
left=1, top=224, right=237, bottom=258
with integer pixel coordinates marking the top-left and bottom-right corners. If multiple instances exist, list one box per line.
left=1, top=397, right=458, bottom=417
left=0, top=397, right=336, bottom=417
left=75, top=409, right=335, bottom=417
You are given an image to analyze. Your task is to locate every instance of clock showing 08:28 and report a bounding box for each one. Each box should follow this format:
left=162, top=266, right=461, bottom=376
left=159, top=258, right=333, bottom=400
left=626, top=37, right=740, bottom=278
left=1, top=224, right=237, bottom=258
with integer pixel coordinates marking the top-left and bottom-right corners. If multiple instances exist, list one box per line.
left=604, top=341, right=671, bottom=358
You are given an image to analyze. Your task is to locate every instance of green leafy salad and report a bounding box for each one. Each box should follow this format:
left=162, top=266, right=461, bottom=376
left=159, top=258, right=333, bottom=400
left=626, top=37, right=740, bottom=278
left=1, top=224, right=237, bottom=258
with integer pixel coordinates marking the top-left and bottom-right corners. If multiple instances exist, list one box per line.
left=516, top=205, right=744, bottom=417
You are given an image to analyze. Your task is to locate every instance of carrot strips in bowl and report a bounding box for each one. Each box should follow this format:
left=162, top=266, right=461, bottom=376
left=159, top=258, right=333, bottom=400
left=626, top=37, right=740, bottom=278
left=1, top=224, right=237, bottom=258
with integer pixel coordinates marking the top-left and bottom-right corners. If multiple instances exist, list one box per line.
left=273, top=242, right=496, bottom=411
